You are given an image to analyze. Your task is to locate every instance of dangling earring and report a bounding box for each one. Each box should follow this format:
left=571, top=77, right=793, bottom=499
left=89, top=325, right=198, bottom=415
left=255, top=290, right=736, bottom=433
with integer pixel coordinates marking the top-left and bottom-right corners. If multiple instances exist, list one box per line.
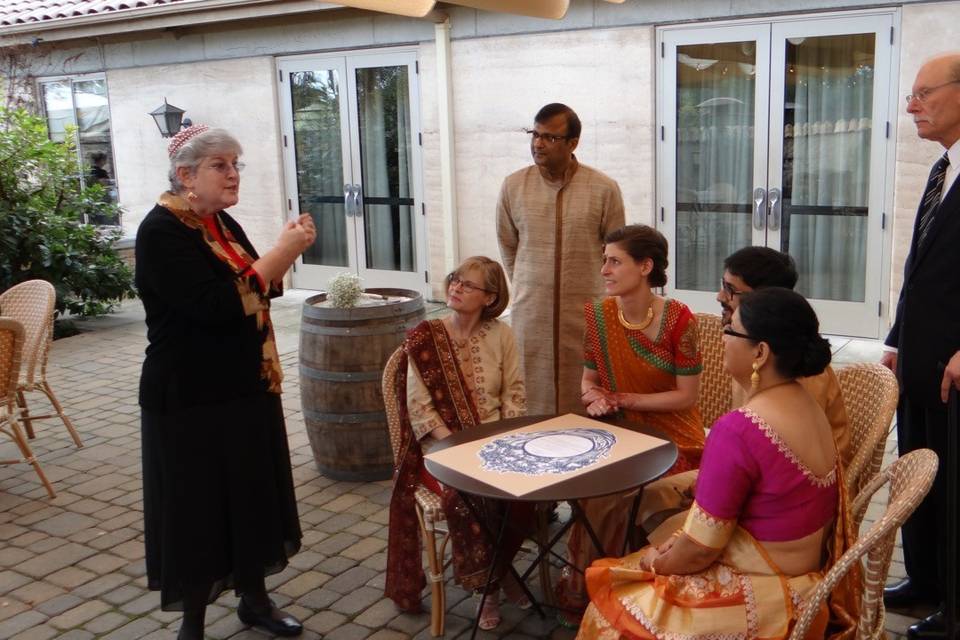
left=750, top=361, right=761, bottom=393
left=187, top=191, right=199, bottom=201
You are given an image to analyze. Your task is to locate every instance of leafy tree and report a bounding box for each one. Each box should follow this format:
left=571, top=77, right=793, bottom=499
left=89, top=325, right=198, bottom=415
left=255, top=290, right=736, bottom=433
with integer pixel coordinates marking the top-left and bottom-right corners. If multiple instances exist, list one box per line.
left=0, top=107, right=135, bottom=317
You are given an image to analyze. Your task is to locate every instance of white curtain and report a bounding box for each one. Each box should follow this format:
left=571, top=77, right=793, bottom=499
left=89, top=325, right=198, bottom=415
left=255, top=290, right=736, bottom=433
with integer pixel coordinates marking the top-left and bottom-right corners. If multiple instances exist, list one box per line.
left=675, top=47, right=757, bottom=292
left=786, top=35, right=873, bottom=302
left=358, top=66, right=414, bottom=272
left=292, top=69, right=349, bottom=267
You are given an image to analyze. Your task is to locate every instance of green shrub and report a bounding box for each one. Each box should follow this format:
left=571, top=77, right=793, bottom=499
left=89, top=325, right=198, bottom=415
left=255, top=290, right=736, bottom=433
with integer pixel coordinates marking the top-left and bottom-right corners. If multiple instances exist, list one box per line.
left=0, top=107, right=135, bottom=317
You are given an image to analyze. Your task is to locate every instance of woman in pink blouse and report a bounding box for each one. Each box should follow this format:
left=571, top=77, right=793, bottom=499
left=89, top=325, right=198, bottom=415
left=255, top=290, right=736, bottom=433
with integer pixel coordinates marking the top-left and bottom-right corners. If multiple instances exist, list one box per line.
left=577, top=287, right=857, bottom=640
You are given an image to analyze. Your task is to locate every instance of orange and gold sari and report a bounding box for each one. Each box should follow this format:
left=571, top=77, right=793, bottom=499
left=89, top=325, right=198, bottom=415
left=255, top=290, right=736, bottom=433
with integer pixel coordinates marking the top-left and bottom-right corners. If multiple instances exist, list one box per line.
left=556, top=298, right=705, bottom=613
left=576, top=408, right=859, bottom=640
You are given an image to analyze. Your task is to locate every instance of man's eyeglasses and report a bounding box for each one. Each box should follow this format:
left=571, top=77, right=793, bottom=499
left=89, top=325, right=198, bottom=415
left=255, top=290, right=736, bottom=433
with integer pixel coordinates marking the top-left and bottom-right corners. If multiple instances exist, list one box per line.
left=523, top=129, right=571, bottom=145
left=723, top=327, right=756, bottom=341
left=905, top=80, right=960, bottom=105
left=206, top=160, right=246, bottom=175
left=720, top=279, right=747, bottom=298
left=448, top=274, right=494, bottom=294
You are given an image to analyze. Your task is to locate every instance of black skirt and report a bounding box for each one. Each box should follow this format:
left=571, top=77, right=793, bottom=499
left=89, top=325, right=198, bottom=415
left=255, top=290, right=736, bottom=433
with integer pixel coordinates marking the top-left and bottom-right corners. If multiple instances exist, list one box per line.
left=141, top=392, right=302, bottom=610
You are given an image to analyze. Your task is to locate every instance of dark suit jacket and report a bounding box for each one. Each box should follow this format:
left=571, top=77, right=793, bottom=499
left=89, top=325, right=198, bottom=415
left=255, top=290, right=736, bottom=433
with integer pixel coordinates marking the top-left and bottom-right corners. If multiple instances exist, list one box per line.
left=886, top=162, right=960, bottom=408
left=135, top=204, right=280, bottom=414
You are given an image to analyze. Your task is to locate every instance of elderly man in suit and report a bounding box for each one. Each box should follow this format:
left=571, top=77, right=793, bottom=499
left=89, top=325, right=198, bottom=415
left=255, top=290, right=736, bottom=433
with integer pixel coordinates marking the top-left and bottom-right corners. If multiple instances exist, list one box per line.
left=882, top=52, right=960, bottom=638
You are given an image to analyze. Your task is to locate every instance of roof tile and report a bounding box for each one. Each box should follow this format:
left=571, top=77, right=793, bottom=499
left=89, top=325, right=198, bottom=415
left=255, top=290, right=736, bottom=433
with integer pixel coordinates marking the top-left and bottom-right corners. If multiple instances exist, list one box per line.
left=0, top=0, right=201, bottom=27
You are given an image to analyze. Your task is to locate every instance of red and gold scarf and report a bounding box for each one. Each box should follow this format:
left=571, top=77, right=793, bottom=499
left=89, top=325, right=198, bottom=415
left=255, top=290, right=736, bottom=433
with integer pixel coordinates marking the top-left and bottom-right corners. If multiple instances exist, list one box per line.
left=158, top=191, right=283, bottom=394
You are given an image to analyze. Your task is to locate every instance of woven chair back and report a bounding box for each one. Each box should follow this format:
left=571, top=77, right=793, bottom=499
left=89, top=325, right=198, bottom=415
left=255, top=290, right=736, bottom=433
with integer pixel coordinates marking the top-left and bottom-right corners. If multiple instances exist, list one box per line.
left=0, top=318, right=26, bottom=404
left=694, top=312, right=733, bottom=429
left=0, top=280, right=56, bottom=387
left=836, top=363, right=899, bottom=500
left=382, top=346, right=405, bottom=469
left=788, top=448, right=939, bottom=640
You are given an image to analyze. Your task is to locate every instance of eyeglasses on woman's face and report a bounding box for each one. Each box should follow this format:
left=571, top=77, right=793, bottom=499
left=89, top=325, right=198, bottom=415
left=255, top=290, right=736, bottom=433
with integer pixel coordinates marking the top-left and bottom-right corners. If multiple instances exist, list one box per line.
left=204, top=159, right=246, bottom=175
left=447, top=273, right=493, bottom=294
left=722, top=327, right=757, bottom=341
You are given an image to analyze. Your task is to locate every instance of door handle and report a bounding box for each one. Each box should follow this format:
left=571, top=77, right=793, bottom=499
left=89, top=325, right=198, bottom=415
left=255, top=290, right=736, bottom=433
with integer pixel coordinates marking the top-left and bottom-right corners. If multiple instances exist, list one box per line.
left=352, top=184, right=363, bottom=218
left=343, top=184, right=355, bottom=217
left=767, top=188, right=781, bottom=231
left=752, top=187, right=767, bottom=230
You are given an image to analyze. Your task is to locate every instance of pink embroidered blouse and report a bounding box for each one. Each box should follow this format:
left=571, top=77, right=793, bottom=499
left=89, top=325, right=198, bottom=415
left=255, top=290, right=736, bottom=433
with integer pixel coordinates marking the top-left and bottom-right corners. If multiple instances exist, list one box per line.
left=691, top=408, right=838, bottom=542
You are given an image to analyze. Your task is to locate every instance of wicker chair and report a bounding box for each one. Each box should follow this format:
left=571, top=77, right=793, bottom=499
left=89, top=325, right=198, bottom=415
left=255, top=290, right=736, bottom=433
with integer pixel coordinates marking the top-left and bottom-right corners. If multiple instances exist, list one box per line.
left=788, top=448, right=939, bottom=640
left=382, top=346, right=451, bottom=637
left=693, top=312, right=733, bottom=429
left=0, top=280, right=82, bottom=448
left=0, top=317, right=56, bottom=498
left=836, top=363, right=899, bottom=518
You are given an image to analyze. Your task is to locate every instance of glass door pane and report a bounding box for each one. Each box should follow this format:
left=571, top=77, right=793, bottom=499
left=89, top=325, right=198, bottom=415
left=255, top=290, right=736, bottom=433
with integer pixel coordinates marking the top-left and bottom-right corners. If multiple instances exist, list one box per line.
left=674, top=41, right=760, bottom=292
left=289, top=67, right=352, bottom=268
left=767, top=14, right=893, bottom=337
left=353, top=64, right=416, bottom=273
left=777, top=33, right=874, bottom=303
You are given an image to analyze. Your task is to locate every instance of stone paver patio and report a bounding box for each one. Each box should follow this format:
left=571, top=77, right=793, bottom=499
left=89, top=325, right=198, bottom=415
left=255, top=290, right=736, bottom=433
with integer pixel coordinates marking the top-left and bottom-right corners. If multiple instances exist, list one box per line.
left=0, top=292, right=935, bottom=639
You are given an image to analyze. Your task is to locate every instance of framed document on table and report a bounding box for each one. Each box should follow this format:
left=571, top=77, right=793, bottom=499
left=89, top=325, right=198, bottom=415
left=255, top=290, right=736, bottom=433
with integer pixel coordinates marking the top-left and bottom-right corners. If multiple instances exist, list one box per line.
left=424, top=413, right=671, bottom=498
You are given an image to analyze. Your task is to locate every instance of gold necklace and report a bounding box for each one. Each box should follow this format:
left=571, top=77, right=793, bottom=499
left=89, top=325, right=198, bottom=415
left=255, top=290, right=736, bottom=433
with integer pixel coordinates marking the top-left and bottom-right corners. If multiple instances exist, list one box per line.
left=617, top=300, right=655, bottom=331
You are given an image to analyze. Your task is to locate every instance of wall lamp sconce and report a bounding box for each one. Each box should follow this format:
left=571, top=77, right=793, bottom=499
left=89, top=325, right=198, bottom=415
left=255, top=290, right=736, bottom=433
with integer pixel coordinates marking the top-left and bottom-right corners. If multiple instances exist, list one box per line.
left=149, top=98, right=192, bottom=137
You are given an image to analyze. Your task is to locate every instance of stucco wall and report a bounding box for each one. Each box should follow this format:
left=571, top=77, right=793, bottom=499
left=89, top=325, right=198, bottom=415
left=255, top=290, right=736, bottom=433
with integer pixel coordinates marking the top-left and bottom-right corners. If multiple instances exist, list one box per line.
left=889, top=2, right=960, bottom=322
left=418, top=26, right=656, bottom=297
left=107, top=56, right=285, bottom=254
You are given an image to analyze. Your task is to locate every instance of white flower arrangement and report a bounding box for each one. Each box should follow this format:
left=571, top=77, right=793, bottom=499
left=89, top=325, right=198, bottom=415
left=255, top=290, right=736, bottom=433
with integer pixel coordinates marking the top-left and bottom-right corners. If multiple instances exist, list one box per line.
left=327, top=272, right=364, bottom=308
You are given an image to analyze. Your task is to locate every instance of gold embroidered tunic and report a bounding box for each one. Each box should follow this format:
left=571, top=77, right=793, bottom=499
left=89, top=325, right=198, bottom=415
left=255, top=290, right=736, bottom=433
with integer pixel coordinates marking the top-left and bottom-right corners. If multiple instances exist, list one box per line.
left=497, top=157, right=625, bottom=414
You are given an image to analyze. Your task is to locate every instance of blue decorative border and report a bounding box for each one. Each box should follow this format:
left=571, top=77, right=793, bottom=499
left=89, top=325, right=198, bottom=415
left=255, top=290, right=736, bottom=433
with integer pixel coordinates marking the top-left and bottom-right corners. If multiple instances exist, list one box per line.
left=477, top=428, right=616, bottom=475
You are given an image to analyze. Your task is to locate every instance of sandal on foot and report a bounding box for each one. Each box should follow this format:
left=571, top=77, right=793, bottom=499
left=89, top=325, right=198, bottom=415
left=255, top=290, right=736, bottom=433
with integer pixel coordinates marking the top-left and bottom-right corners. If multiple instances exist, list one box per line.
left=502, top=575, right=533, bottom=610
left=477, top=592, right=501, bottom=630
left=557, top=610, right=582, bottom=629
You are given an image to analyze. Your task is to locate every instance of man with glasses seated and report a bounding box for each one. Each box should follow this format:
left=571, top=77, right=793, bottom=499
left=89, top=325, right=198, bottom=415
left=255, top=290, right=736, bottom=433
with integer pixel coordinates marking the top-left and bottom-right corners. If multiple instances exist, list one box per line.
left=719, top=247, right=851, bottom=471
left=639, top=247, right=852, bottom=527
left=497, top=103, right=625, bottom=416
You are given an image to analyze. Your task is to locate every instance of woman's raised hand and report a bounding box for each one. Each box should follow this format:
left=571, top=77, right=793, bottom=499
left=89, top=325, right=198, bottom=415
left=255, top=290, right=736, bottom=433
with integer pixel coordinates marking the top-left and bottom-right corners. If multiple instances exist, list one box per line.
left=278, top=219, right=312, bottom=256
left=297, top=213, right=317, bottom=246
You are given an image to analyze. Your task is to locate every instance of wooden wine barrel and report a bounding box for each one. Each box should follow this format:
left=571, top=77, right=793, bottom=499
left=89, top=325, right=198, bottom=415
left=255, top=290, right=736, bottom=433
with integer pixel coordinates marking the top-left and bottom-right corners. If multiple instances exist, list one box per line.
left=300, top=288, right=425, bottom=480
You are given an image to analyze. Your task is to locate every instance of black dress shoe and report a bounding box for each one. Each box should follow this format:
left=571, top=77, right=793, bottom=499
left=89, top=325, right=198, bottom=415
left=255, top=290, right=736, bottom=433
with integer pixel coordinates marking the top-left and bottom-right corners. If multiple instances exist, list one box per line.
left=237, top=598, right=303, bottom=637
left=907, top=610, right=958, bottom=639
left=884, top=579, right=938, bottom=609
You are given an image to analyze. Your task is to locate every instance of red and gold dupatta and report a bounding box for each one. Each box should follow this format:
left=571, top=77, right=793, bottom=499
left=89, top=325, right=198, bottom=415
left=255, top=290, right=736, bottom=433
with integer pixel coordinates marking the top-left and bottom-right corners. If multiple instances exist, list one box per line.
left=385, top=319, right=481, bottom=612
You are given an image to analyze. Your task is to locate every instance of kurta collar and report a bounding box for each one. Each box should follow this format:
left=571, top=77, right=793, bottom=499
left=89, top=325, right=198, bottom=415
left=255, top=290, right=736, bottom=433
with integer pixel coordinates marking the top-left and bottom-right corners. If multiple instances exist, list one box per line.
left=537, top=154, right=580, bottom=189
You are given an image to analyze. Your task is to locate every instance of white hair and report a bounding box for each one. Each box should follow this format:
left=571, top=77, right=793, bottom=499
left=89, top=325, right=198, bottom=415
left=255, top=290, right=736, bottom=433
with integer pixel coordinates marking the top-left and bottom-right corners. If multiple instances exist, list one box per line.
left=168, top=128, right=243, bottom=192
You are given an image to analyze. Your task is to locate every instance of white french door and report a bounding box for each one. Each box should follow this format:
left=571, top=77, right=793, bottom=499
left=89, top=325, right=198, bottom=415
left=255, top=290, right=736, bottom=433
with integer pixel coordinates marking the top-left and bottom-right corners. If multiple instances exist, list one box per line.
left=278, top=50, right=426, bottom=293
left=658, top=12, right=896, bottom=337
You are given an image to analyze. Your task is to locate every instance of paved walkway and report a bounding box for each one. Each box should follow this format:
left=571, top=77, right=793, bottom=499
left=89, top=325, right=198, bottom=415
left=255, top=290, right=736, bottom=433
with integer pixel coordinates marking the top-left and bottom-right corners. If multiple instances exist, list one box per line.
left=0, top=292, right=930, bottom=639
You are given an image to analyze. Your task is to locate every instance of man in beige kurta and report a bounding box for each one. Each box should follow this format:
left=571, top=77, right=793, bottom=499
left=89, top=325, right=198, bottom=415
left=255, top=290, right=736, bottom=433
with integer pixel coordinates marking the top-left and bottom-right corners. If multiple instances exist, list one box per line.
left=497, top=103, right=625, bottom=415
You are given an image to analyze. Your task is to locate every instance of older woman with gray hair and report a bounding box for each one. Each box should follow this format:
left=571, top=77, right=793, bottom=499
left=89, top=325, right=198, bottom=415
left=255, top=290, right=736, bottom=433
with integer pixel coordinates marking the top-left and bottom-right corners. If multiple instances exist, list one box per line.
left=136, top=125, right=316, bottom=639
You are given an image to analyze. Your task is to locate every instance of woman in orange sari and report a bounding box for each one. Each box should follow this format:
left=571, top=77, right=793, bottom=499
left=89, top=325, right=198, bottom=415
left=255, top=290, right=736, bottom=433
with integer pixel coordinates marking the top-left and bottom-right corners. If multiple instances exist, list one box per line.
left=556, top=224, right=704, bottom=624
left=576, top=288, right=854, bottom=640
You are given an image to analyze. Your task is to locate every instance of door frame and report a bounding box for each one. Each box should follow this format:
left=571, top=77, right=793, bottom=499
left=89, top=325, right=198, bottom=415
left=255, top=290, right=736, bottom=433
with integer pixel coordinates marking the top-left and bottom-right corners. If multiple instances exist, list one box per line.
left=656, top=8, right=902, bottom=338
left=276, top=46, right=427, bottom=295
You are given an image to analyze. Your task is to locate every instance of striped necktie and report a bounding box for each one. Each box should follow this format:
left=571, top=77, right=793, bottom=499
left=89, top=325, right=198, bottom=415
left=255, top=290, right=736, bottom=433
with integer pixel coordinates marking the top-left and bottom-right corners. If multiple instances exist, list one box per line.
left=917, top=152, right=950, bottom=251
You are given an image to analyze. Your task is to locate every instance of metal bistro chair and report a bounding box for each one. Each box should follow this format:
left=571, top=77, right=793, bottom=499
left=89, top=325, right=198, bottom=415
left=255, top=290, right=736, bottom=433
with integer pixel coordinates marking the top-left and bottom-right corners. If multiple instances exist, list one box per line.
left=383, top=346, right=451, bottom=637
left=836, top=363, right=899, bottom=527
left=693, top=312, right=733, bottom=430
left=788, top=448, right=939, bottom=640
left=0, top=317, right=57, bottom=498
left=0, top=280, right=82, bottom=448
